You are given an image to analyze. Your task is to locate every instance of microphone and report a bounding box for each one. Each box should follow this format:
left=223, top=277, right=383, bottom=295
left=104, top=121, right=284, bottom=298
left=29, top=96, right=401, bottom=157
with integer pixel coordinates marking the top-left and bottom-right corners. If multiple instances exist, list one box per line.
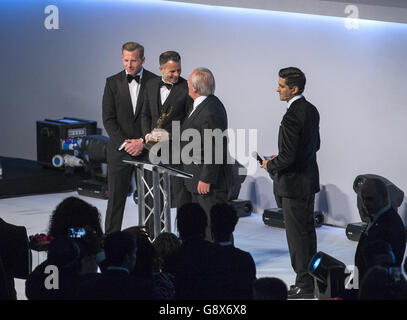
left=252, top=151, right=264, bottom=165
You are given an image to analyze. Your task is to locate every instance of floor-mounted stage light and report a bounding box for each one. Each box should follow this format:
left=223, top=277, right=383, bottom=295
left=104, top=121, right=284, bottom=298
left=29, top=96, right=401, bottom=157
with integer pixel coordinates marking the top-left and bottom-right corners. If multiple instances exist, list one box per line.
left=308, top=251, right=347, bottom=300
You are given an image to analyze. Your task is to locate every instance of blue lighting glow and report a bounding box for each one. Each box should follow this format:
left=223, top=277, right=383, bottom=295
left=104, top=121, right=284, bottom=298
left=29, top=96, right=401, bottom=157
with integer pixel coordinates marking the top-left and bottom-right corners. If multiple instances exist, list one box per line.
left=56, top=0, right=407, bottom=28
left=3, top=0, right=406, bottom=29
left=312, top=257, right=322, bottom=271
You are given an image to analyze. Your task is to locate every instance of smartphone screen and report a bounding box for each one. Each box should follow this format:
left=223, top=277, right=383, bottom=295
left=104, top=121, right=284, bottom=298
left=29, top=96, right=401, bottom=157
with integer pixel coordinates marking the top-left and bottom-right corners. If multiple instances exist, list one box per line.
left=68, top=227, right=86, bottom=238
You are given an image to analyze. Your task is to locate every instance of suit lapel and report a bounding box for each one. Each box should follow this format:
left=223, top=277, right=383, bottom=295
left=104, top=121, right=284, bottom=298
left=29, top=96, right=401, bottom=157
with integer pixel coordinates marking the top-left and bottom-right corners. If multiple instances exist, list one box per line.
left=182, top=96, right=211, bottom=130
left=118, top=71, right=134, bottom=117
left=161, top=82, right=183, bottom=114
left=153, top=80, right=161, bottom=117
left=134, top=70, right=154, bottom=120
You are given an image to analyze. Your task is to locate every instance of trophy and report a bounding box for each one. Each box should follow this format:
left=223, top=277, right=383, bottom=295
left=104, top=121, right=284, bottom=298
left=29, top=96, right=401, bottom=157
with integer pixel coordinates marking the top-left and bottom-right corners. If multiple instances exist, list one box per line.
left=144, top=106, right=173, bottom=150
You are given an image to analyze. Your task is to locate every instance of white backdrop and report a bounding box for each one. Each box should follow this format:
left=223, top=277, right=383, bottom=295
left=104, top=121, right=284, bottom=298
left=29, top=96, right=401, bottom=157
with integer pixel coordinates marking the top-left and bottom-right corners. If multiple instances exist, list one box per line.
left=1, top=0, right=407, bottom=226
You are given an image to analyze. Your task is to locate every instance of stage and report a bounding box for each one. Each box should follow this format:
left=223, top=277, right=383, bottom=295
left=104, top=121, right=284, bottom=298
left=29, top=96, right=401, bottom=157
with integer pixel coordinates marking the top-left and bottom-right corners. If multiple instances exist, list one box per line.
left=0, top=190, right=366, bottom=300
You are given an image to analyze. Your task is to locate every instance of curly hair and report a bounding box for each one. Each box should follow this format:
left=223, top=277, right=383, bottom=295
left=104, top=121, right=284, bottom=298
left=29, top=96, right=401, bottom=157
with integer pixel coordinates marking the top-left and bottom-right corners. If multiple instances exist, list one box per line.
left=48, top=197, right=103, bottom=237
left=153, top=232, right=181, bottom=270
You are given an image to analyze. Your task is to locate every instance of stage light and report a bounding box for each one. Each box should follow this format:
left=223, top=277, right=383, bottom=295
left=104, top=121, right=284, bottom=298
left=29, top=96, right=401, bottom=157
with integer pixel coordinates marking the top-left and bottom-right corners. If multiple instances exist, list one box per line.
left=308, top=251, right=347, bottom=299
left=312, top=257, right=322, bottom=271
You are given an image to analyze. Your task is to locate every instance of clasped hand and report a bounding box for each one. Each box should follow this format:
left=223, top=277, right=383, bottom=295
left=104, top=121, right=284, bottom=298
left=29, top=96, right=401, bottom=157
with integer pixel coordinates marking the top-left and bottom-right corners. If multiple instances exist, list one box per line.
left=124, top=138, right=144, bottom=156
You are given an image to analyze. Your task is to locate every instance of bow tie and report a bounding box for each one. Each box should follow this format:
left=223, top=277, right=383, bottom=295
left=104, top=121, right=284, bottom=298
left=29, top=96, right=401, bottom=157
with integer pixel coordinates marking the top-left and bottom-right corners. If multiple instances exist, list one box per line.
left=160, top=81, right=173, bottom=90
left=127, top=74, right=140, bottom=84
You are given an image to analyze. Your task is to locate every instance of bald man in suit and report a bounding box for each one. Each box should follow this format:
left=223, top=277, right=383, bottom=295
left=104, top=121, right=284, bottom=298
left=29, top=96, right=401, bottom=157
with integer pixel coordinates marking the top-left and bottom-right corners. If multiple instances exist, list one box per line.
left=181, top=67, right=231, bottom=241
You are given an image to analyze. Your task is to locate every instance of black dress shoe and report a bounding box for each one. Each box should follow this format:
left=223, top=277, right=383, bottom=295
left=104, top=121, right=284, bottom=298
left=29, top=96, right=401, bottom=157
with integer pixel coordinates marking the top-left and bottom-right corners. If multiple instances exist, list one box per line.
left=288, top=285, right=315, bottom=299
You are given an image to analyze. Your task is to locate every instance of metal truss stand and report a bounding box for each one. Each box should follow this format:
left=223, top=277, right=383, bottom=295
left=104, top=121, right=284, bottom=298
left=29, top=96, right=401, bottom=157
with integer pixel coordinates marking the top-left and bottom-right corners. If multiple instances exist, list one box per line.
left=123, top=160, right=192, bottom=240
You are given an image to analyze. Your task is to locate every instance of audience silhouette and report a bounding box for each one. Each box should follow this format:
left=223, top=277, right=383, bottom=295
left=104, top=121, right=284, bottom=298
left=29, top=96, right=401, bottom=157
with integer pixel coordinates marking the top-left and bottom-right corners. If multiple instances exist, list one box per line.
left=76, top=231, right=154, bottom=300
left=5, top=192, right=406, bottom=301
left=358, top=265, right=407, bottom=300
left=163, top=203, right=228, bottom=299
left=26, top=236, right=97, bottom=300
left=210, top=203, right=257, bottom=299
left=123, top=226, right=175, bottom=299
left=354, top=179, right=406, bottom=284
left=252, top=277, right=288, bottom=300
left=0, top=217, right=30, bottom=300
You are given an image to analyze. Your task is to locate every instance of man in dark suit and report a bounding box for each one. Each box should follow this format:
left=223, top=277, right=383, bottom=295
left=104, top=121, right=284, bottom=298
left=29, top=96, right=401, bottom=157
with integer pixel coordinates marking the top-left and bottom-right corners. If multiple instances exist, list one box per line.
left=210, top=203, right=256, bottom=299
left=141, top=51, right=192, bottom=142
left=102, top=42, right=158, bottom=235
left=163, top=203, right=226, bottom=300
left=140, top=51, right=192, bottom=237
left=354, top=178, right=406, bottom=284
left=261, top=67, right=320, bottom=299
left=181, top=67, right=230, bottom=241
left=75, top=231, right=154, bottom=300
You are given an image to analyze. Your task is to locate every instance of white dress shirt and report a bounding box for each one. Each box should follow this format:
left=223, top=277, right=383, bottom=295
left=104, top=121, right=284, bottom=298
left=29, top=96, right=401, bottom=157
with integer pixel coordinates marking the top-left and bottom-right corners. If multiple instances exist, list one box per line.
left=119, top=68, right=143, bottom=151
left=287, top=94, right=303, bottom=110
left=160, top=78, right=173, bottom=105
left=188, top=95, right=208, bottom=117
left=126, top=68, right=143, bottom=114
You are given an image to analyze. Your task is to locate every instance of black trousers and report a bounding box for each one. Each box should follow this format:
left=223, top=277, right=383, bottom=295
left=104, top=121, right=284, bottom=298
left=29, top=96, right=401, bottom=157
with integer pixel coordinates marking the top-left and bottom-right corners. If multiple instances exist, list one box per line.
left=105, top=152, right=154, bottom=235
left=105, top=160, right=133, bottom=235
left=282, top=194, right=316, bottom=290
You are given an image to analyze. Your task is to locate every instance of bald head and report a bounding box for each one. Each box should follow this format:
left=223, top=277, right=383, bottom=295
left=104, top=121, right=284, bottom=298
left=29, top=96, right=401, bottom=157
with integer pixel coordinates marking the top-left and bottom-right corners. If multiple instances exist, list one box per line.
left=187, top=67, right=215, bottom=100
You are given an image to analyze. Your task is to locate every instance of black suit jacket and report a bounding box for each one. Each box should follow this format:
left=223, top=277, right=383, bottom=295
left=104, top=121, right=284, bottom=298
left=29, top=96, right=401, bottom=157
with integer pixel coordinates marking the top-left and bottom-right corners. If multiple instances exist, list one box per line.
left=0, top=218, right=30, bottom=300
left=181, top=95, right=230, bottom=194
left=163, top=238, right=227, bottom=300
left=102, top=68, right=158, bottom=164
left=267, top=97, right=320, bottom=198
left=75, top=269, right=154, bottom=300
left=216, top=245, right=257, bottom=300
left=355, top=208, right=406, bottom=282
left=141, top=76, right=192, bottom=137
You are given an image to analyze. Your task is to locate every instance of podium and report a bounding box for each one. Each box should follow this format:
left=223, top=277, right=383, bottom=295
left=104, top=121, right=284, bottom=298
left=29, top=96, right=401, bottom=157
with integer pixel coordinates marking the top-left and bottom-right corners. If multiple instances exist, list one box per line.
left=123, top=160, right=192, bottom=240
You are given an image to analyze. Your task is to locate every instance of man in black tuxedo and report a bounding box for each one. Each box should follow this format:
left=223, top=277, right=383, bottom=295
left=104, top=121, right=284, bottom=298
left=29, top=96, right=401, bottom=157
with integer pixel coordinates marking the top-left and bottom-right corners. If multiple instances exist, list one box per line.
left=103, top=42, right=158, bottom=235
left=141, top=50, right=192, bottom=142
left=261, top=67, right=320, bottom=299
left=141, top=51, right=192, bottom=236
left=181, top=67, right=230, bottom=241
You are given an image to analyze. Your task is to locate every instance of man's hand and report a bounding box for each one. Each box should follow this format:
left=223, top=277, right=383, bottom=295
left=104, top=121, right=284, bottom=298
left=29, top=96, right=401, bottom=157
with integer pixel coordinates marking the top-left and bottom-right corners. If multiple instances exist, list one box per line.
left=260, top=155, right=277, bottom=170
left=124, top=138, right=143, bottom=156
left=197, top=181, right=210, bottom=195
left=260, top=160, right=269, bottom=170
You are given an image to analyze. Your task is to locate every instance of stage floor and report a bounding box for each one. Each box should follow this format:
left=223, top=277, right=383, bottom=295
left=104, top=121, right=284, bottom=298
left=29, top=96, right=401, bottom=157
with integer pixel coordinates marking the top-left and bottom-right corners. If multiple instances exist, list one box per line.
left=1, top=191, right=361, bottom=300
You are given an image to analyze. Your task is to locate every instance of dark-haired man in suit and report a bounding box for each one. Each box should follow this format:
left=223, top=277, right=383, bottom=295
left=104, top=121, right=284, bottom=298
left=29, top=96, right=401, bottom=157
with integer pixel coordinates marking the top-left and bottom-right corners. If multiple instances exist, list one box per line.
left=141, top=51, right=192, bottom=236
left=141, top=51, right=192, bottom=141
left=181, top=67, right=230, bottom=241
left=261, top=67, right=320, bottom=299
left=103, top=42, right=158, bottom=235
